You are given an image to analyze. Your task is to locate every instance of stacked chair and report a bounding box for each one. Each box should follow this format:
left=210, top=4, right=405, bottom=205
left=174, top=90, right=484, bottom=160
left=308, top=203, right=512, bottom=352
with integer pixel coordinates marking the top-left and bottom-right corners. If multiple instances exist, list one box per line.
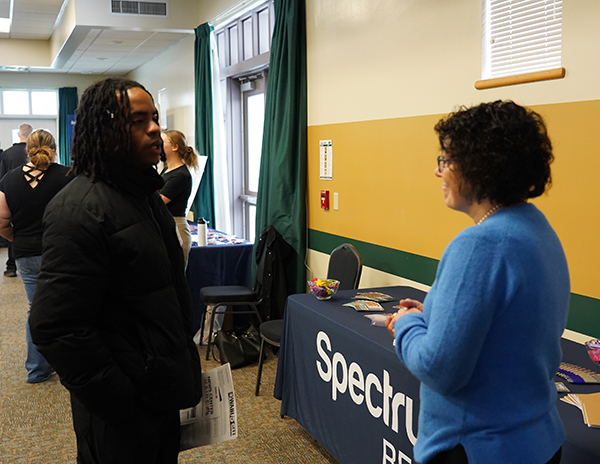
left=200, top=225, right=292, bottom=361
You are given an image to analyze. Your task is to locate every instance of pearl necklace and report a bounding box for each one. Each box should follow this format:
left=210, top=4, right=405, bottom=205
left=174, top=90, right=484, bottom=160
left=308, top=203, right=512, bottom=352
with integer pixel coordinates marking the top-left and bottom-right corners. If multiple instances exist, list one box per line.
left=476, top=204, right=502, bottom=225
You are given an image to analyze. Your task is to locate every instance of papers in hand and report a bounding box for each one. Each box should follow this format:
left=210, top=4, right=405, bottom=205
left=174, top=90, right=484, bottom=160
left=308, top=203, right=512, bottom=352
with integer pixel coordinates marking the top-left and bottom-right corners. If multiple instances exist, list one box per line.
left=560, top=391, right=600, bottom=427
left=343, top=300, right=384, bottom=311
left=364, top=313, right=393, bottom=327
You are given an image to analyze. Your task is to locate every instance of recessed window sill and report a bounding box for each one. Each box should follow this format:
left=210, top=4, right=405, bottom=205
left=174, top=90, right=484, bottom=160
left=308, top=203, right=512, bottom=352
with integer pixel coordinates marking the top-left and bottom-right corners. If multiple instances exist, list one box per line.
left=475, top=67, right=566, bottom=90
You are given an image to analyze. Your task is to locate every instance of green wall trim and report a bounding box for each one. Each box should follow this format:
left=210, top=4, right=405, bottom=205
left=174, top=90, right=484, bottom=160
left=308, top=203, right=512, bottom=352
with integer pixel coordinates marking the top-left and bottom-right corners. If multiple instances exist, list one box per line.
left=309, top=229, right=600, bottom=339
left=567, top=293, right=600, bottom=339
left=308, top=229, right=439, bottom=286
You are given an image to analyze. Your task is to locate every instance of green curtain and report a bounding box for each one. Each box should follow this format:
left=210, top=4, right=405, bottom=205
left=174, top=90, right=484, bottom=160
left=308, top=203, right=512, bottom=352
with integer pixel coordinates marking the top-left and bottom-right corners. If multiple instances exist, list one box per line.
left=254, top=0, right=307, bottom=294
left=190, top=23, right=216, bottom=226
left=58, top=87, right=78, bottom=166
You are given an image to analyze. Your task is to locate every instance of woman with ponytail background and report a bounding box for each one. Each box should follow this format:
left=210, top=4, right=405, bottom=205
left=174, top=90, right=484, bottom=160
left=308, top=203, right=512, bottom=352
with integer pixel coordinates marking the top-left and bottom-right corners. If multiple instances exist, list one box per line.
left=0, top=129, right=72, bottom=383
left=159, top=129, right=198, bottom=268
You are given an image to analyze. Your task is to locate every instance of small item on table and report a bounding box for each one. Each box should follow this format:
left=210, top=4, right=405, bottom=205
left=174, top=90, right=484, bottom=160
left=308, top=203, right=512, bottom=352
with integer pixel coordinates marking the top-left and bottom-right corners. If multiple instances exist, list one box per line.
left=197, top=217, right=207, bottom=246
left=555, top=382, right=570, bottom=393
left=352, top=292, right=395, bottom=302
left=585, top=339, right=600, bottom=366
left=343, top=300, right=384, bottom=312
left=556, top=362, right=600, bottom=384
left=560, top=391, right=600, bottom=427
left=308, top=278, right=340, bottom=300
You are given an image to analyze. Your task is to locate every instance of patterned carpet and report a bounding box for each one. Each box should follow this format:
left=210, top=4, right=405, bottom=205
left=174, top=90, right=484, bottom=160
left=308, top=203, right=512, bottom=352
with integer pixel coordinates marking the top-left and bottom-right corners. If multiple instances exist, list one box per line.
left=0, top=247, right=338, bottom=463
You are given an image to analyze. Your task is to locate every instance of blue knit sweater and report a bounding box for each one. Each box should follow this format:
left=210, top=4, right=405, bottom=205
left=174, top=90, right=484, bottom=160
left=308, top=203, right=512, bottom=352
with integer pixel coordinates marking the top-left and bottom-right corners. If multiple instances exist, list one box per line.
left=394, top=203, right=570, bottom=464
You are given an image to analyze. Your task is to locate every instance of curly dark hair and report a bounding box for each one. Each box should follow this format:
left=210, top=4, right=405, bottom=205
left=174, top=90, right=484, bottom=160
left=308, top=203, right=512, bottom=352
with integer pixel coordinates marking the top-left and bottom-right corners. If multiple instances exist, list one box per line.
left=434, top=100, right=553, bottom=206
left=70, top=77, right=154, bottom=180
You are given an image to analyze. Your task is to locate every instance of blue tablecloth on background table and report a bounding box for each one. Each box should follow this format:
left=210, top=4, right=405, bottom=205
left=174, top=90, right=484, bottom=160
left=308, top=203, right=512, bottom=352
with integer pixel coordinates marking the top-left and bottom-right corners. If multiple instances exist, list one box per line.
left=274, top=285, right=600, bottom=464
left=185, top=228, right=254, bottom=333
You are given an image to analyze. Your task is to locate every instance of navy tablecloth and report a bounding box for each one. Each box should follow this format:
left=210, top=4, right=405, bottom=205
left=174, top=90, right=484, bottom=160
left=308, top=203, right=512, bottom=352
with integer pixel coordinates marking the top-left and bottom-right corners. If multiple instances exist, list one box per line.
left=274, top=286, right=425, bottom=464
left=557, top=339, right=600, bottom=463
left=274, top=285, right=600, bottom=464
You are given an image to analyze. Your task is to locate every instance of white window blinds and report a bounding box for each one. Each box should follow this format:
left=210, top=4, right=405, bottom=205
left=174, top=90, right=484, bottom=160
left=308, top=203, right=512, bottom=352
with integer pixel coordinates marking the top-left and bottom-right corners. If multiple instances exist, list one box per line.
left=482, top=0, right=562, bottom=79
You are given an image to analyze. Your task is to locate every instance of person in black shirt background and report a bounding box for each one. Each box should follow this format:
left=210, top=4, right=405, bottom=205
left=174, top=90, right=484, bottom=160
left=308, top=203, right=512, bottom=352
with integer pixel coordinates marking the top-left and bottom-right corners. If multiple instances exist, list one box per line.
left=0, top=128, right=71, bottom=382
left=159, top=129, right=199, bottom=269
left=0, top=123, right=33, bottom=277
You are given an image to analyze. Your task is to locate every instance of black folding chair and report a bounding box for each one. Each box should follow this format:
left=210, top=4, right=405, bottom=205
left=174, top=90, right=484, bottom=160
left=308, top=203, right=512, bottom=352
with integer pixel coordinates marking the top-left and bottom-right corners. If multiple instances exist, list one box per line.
left=254, top=243, right=363, bottom=395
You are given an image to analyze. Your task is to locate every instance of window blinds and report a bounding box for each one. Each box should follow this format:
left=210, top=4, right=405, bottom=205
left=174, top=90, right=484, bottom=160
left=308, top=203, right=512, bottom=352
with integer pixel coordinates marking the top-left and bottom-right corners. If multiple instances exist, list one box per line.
left=482, top=0, right=562, bottom=79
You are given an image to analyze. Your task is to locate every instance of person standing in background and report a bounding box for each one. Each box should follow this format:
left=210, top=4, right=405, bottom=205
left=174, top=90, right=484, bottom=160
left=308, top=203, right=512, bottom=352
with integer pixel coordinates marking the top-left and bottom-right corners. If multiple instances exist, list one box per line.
left=0, top=129, right=72, bottom=383
left=0, top=123, right=33, bottom=277
left=0, top=123, right=32, bottom=177
left=0, top=145, right=6, bottom=250
left=159, top=129, right=199, bottom=269
left=29, top=78, right=202, bottom=464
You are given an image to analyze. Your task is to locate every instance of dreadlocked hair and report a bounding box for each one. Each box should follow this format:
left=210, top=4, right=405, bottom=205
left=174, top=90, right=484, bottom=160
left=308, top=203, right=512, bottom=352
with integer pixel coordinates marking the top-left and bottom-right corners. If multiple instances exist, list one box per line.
left=70, top=77, right=152, bottom=181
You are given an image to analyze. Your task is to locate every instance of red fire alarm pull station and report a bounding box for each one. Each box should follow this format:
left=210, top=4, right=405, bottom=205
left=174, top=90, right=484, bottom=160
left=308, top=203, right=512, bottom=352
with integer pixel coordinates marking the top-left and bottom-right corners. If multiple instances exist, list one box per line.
left=321, top=190, right=330, bottom=210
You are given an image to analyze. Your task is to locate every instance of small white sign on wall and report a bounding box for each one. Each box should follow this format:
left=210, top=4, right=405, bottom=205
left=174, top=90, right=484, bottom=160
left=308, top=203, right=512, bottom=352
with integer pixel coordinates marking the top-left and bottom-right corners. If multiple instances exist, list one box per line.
left=158, top=88, right=167, bottom=130
left=320, top=139, right=333, bottom=180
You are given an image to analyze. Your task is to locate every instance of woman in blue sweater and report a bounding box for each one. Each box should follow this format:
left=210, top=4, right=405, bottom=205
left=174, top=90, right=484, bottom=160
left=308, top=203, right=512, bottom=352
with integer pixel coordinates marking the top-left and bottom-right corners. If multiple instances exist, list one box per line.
left=387, top=101, right=569, bottom=464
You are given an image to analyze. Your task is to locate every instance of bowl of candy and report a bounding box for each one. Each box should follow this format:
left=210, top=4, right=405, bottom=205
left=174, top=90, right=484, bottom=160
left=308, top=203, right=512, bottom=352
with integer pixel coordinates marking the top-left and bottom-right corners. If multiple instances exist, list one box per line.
left=308, top=278, right=340, bottom=300
left=585, top=339, right=600, bottom=366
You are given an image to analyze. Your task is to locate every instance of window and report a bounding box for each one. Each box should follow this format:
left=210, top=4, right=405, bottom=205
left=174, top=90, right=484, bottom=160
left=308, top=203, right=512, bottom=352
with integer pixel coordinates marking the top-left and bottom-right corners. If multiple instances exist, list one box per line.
left=31, top=91, right=58, bottom=115
left=478, top=0, right=564, bottom=89
left=3, top=91, right=30, bottom=115
left=240, top=74, right=267, bottom=242
left=215, top=1, right=274, bottom=242
left=245, top=92, right=265, bottom=194
left=0, top=88, right=59, bottom=153
left=1, top=89, right=58, bottom=116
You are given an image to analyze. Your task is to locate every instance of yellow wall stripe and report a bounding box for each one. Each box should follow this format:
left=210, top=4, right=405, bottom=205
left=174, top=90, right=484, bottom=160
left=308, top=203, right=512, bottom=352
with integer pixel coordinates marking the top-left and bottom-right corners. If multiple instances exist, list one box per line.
left=307, top=100, right=600, bottom=300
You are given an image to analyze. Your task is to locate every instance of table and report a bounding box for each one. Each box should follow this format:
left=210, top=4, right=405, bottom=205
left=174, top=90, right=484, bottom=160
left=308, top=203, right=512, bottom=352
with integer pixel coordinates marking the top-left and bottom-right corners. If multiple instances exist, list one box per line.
left=186, top=229, right=254, bottom=333
left=556, top=340, right=600, bottom=462
left=274, top=286, right=600, bottom=464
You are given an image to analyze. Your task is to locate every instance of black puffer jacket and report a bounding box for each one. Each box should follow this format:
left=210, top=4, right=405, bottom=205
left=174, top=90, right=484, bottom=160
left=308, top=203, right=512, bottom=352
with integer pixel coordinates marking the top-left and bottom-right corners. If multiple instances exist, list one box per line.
left=30, top=165, right=202, bottom=423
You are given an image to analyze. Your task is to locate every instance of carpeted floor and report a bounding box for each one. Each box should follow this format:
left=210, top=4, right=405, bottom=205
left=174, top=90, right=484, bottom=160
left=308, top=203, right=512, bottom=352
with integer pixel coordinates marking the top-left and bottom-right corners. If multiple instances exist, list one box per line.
left=0, top=247, right=338, bottom=463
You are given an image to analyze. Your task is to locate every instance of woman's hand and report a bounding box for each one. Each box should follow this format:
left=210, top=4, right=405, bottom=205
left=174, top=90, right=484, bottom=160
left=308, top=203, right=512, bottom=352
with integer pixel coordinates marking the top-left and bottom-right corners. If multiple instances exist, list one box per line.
left=385, top=299, right=423, bottom=338
left=399, top=298, right=424, bottom=312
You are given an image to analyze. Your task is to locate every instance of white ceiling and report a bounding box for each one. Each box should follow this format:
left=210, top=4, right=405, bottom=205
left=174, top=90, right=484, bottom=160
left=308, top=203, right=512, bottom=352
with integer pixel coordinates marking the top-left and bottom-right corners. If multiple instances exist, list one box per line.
left=0, top=0, right=194, bottom=75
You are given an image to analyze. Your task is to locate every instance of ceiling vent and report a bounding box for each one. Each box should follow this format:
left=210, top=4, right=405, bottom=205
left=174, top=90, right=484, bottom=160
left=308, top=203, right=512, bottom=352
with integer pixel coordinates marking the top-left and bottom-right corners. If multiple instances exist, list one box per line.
left=0, top=66, right=30, bottom=72
left=111, top=1, right=168, bottom=17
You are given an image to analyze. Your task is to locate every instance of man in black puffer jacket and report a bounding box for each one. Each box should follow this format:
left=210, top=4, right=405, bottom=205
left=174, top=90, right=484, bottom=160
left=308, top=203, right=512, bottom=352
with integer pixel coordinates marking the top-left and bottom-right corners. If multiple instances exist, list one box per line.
left=29, top=78, right=202, bottom=464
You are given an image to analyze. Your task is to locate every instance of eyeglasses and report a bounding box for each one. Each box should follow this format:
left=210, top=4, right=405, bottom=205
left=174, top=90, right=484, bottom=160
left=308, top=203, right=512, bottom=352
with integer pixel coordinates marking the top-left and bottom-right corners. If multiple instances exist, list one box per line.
left=437, top=155, right=454, bottom=172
